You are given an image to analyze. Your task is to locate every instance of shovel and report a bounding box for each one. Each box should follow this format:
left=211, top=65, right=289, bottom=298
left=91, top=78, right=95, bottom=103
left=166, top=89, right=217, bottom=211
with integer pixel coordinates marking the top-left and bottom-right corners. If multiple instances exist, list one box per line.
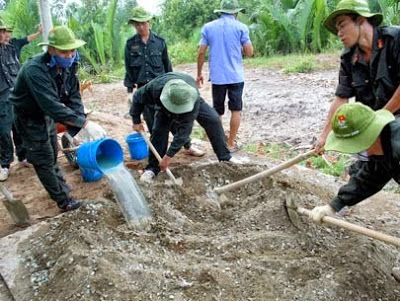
left=285, top=194, right=400, bottom=248
left=0, top=183, right=30, bottom=225
left=139, top=132, right=183, bottom=186
left=214, top=149, right=316, bottom=195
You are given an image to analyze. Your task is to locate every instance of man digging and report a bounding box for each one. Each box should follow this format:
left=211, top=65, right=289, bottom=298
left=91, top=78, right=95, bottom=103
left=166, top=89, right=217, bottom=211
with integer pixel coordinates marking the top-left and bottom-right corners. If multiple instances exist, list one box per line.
left=311, top=102, right=400, bottom=281
left=130, top=72, right=240, bottom=182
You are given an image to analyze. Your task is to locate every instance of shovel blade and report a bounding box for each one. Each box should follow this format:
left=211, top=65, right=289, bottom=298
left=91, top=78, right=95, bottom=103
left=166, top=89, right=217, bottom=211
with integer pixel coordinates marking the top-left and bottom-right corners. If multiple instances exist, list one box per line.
left=2, top=199, right=30, bottom=225
left=285, top=193, right=303, bottom=230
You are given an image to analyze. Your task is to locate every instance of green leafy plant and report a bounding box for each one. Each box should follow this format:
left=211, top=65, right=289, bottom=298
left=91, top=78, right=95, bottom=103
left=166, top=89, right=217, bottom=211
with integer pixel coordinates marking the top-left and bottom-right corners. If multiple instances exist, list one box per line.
left=243, top=142, right=291, bottom=159
left=283, top=56, right=316, bottom=73
left=301, top=153, right=351, bottom=177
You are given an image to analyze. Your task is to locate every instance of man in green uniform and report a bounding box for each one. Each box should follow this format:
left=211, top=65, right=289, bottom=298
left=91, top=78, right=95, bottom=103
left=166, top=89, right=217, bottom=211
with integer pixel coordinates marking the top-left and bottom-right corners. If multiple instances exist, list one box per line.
left=5, top=23, right=42, bottom=60
left=310, top=102, right=400, bottom=280
left=124, top=6, right=204, bottom=157
left=315, top=0, right=400, bottom=153
left=0, top=18, right=20, bottom=181
left=10, top=26, right=106, bottom=211
left=130, top=72, right=237, bottom=182
left=4, top=23, right=43, bottom=168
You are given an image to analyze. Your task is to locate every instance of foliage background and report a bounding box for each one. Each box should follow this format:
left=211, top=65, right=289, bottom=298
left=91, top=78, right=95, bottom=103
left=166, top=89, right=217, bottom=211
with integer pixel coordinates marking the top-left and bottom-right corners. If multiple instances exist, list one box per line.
left=0, top=0, right=399, bottom=80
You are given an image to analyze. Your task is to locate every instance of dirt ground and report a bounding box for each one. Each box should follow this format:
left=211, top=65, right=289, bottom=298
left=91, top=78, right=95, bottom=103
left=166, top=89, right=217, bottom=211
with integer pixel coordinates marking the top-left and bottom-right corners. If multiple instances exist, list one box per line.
left=1, top=56, right=400, bottom=300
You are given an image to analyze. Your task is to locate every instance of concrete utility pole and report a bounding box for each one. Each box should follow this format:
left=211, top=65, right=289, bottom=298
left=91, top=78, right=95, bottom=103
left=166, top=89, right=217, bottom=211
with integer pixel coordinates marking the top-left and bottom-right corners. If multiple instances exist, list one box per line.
left=37, top=0, right=53, bottom=46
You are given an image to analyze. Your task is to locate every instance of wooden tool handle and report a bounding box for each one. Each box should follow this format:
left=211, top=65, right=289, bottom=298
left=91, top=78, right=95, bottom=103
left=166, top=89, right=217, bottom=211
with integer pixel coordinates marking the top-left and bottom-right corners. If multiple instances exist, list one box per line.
left=214, top=150, right=316, bottom=195
left=297, top=207, right=400, bottom=248
left=0, top=183, right=13, bottom=202
left=139, top=132, right=178, bottom=183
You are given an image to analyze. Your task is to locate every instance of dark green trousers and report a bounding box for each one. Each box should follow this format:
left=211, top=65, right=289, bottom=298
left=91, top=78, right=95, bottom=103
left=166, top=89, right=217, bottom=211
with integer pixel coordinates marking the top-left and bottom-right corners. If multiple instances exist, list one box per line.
left=15, top=115, right=71, bottom=205
left=0, top=89, right=13, bottom=168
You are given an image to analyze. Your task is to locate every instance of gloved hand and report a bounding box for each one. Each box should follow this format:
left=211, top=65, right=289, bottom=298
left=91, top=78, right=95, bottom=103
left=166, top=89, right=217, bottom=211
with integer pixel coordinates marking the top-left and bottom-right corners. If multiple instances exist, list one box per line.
left=126, top=92, right=133, bottom=105
left=75, top=121, right=107, bottom=143
left=310, top=205, right=335, bottom=224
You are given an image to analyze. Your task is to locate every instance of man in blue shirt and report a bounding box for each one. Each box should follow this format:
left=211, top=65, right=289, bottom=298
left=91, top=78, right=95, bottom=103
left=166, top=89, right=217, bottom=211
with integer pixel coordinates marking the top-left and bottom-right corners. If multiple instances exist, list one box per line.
left=197, top=0, right=253, bottom=153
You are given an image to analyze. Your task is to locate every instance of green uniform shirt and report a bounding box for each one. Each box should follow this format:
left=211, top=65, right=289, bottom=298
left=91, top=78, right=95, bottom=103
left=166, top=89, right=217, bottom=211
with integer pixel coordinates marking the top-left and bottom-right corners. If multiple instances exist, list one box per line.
left=330, top=119, right=400, bottom=211
left=0, top=43, right=19, bottom=94
left=10, top=37, right=29, bottom=60
left=10, top=52, right=86, bottom=140
left=335, top=26, right=400, bottom=111
left=124, top=31, right=172, bottom=92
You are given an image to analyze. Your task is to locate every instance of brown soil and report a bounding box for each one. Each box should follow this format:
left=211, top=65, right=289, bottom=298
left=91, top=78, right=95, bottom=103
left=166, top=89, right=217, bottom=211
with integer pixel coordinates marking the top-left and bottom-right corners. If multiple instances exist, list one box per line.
left=1, top=57, right=400, bottom=300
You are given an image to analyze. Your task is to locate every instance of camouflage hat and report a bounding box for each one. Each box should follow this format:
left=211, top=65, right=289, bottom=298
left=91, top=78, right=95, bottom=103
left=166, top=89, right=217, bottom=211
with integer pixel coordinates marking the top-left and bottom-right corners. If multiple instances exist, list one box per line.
left=128, top=7, right=153, bottom=24
left=214, top=0, right=245, bottom=14
left=0, top=18, right=7, bottom=30
left=324, top=0, right=383, bottom=34
left=38, top=26, right=86, bottom=50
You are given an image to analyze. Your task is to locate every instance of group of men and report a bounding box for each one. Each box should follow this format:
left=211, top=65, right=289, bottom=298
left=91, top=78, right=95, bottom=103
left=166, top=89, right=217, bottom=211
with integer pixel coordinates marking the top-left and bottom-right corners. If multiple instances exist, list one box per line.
left=124, top=0, right=253, bottom=181
left=1, top=22, right=106, bottom=211
left=0, top=0, right=252, bottom=208
left=1, top=0, right=400, bottom=275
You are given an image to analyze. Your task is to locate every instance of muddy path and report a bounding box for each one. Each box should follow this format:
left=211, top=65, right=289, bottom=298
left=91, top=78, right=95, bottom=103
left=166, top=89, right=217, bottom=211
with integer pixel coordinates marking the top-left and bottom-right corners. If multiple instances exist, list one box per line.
left=1, top=57, right=400, bottom=300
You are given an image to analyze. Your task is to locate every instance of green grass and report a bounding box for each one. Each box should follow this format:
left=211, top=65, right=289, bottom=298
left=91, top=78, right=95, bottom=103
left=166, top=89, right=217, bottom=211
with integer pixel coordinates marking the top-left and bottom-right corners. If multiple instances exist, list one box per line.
left=243, top=142, right=350, bottom=178
left=302, top=153, right=351, bottom=177
left=244, top=51, right=341, bottom=72
left=78, top=64, right=125, bottom=84
left=243, top=142, right=294, bottom=160
left=190, top=126, right=206, bottom=140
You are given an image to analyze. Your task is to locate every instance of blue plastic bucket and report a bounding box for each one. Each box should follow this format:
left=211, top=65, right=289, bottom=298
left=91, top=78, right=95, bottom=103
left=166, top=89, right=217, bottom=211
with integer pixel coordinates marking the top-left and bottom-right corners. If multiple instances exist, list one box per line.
left=79, top=168, right=103, bottom=182
left=126, top=133, right=148, bottom=160
left=77, top=138, right=124, bottom=181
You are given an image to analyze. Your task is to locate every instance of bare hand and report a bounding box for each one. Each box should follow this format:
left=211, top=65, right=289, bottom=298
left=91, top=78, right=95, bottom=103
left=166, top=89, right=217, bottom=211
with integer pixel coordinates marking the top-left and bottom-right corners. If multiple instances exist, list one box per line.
left=159, top=155, right=171, bottom=171
left=126, top=92, right=133, bottom=105
left=196, top=75, right=204, bottom=88
left=313, top=138, right=326, bottom=155
left=132, top=123, right=145, bottom=133
left=37, top=24, right=43, bottom=34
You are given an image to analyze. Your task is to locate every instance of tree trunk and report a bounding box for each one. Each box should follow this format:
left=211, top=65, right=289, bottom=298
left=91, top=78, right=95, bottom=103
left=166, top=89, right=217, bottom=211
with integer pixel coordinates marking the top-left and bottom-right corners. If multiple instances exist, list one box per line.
left=37, top=0, right=53, bottom=46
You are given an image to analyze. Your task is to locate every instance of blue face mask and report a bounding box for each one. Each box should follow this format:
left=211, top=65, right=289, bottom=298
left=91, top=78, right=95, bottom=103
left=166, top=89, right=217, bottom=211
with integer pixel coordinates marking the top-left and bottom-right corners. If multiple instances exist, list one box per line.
left=50, top=52, right=79, bottom=68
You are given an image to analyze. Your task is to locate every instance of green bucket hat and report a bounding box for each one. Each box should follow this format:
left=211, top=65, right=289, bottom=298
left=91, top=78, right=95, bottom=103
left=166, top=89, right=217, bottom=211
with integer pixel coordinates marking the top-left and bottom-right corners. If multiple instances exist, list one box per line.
left=325, top=103, right=394, bottom=154
left=214, top=0, right=245, bottom=14
left=38, top=26, right=86, bottom=50
left=0, top=18, right=7, bottom=30
left=324, top=0, right=383, bottom=34
left=128, top=7, right=153, bottom=24
left=6, top=26, right=13, bottom=32
left=160, top=79, right=198, bottom=114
